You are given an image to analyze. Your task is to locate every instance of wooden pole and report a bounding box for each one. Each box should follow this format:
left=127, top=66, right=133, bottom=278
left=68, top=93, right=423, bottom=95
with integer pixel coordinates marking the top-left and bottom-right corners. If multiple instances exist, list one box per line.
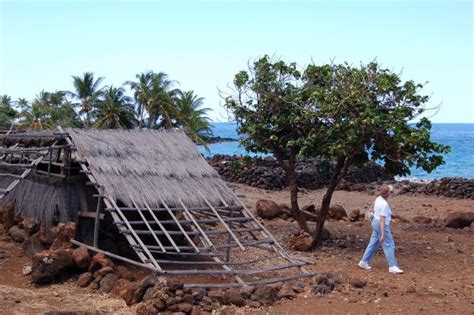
left=130, top=196, right=166, bottom=253
left=158, top=196, right=200, bottom=253
left=93, top=196, right=102, bottom=248
left=143, top=200, right=181, bottom=253
left=200, top=194, right=245, bottom=251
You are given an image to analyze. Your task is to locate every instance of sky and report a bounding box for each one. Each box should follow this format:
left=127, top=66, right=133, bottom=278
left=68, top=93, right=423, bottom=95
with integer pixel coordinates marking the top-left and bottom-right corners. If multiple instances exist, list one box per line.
left=0, top=0, right=472, bottom=123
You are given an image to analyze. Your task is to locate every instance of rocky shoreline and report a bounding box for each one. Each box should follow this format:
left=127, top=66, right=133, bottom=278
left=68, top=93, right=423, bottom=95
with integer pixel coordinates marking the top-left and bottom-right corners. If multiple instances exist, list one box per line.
left=207, top=155, right=393, bottom=190
left=206, top=136, right=238, bottom=144
left=207, top=155, right=474, bottom=199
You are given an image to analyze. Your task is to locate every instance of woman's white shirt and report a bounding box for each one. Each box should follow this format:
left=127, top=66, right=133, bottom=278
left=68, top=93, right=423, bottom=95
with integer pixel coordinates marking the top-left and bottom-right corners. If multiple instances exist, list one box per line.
left=373, top=196, right=392, bottom=225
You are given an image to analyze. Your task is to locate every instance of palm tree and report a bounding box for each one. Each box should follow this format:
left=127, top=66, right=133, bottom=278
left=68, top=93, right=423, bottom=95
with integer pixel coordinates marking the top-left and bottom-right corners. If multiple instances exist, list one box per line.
left=0, top=94, right=17, bottom=128
left=93, top=86, right=137, bottom=129
left=17, top=99, right=46, bottom=130
left=16, top=98, right=29, bottom=110
left=125, top=71, right=153, bottom=124
left=17, top=91, right=82, bottom=130
left=126, top=71, right=179, bottom=128
left=175, top=90, right=213, bottom=145
left=69, top=72, right=104, bottom=127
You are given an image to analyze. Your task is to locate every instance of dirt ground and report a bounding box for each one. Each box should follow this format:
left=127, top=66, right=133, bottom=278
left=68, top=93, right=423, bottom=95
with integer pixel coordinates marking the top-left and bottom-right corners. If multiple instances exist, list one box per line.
left=0, top=184, right=473, bottom=314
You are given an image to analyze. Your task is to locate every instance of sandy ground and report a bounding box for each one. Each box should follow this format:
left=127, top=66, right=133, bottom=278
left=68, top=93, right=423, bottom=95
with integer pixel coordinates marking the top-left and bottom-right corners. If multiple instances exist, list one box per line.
left=0, top=184, right=473, bottom=314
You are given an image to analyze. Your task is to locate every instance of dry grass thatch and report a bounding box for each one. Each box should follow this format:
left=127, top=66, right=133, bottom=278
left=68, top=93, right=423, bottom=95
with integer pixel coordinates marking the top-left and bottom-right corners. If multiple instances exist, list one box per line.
left=0, top=177, right=87, bottom=225
left=67, top=128, right=239, bottom=208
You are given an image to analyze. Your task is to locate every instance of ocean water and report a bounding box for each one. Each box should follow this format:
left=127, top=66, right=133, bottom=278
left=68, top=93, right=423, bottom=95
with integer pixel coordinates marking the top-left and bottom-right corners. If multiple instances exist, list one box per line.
left=198, top=123, right=474, bottom=180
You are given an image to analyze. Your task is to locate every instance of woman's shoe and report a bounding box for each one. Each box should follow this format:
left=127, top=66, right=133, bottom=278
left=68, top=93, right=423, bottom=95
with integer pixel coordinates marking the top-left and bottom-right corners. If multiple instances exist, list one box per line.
left=358, top=261, right=372, bottom=270
left=389, top=266, right=404, bottom=274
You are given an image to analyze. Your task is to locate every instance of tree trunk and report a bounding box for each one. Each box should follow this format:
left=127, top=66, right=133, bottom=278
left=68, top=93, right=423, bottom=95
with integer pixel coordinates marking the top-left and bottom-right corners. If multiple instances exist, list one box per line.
left=283, top=152, right=310, bottom=233
left=310, top=156, right=346, bottom=249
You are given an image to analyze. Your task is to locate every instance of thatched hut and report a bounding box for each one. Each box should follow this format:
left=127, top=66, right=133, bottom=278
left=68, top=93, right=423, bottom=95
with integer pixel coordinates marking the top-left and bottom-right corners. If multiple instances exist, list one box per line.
left=0, top=128, right=313, bottom=288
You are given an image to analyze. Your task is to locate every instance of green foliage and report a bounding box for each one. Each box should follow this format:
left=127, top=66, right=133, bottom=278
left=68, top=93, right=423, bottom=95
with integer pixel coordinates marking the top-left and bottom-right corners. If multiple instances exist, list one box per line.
left=226, top=56, right=450, bottom=177
left=175, top=90, right=213, bottom=145
left=93, top=86, right=137, bottom=129
left=303, top=62, right=450, bottom=176
left=0, top=95, right=17, bottom=128
left=17, top=90, right=82, bottom=130
left=225, top=56, right=309, bottom=162
left=7, top=71, right=213, bottom=145
left=126, top=71, right=179, bottom=129
left=69, top=72, right=105, bottom=126
left=225, top=55, right=451, bottom=245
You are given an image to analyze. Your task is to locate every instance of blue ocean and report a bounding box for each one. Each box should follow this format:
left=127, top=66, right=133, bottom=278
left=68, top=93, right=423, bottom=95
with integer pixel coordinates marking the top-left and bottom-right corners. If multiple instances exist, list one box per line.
left=199, top=123, right=474, bottom=180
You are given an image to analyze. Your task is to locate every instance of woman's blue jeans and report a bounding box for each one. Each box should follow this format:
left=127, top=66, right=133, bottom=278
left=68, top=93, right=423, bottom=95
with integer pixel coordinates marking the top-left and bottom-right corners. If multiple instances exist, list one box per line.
left=361, top=218, right=398, bottom=268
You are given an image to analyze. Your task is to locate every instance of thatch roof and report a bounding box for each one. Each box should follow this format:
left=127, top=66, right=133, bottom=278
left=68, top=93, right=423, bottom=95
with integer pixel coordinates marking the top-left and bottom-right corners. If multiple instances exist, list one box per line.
left=67, top=128, right=238, bottom=208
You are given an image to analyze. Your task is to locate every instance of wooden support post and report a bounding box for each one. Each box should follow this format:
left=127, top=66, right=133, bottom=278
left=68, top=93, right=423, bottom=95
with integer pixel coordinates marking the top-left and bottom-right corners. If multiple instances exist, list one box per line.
left=93, top=196, right=102, bottom=248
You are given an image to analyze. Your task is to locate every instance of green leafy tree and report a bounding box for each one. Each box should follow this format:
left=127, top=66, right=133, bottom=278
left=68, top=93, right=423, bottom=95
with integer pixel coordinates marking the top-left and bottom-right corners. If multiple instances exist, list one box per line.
left=0, top=94, right=17, bottom=128
left=225, top=56, right=450, bottom=247
left=69, top=72, right=104, bottom=127
left=93, top=86, right=137, bottom=129
left=224, top=56, right=311, bottom=232
left=175, top=90, right=213, bottom=145
left=303, top=62, right=450, bottom=247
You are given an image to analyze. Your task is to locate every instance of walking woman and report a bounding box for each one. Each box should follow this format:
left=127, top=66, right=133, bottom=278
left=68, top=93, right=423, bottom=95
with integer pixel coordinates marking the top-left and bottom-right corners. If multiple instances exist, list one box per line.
left=358, top=184, right=404, bottom=274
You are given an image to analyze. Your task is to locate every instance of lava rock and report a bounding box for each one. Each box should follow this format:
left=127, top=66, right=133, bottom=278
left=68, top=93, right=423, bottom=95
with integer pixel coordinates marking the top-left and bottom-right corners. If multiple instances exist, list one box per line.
left=77, top=272, right=93, bottom=287
left=89, top=253, right=114, bottom=272
left=239, top=285, right=254, bottom=299
left=328, top=205, right=347, bottom=220
left=49, top=222, right=76, bottom=251
left=444, top=212, right=474, bottom=229
left=277, top=283, right=297, bottom=299
left=223, top=289, right=245, bottom=306
left=252, top=285, right=278, bottom=305
left=153, top=299, right=167, bottom=311
left=72, top=246, right=91, bottom=269
left=21, top=218, right=40, bottom=235
left=191, top=287, right=207, bottom=301
left=98, top=273, right=118, bottom=294
left=167, top=280, right=184, bottom=293
left=292, top=232, right=312, bottom=251
left=349, top=278, right=367, bottom=288
left=348, top=209, right=360, bottom=222
left=31, top=249, right=74, bottom=284
left=8, top=226, right=29, bottom=243
left=133, top=274, right=160, bottom=304
left=38, top=226, right=58, bottom=247
left=177, top=302, right=193, bottom=313
left=112, top=279, right=138, bottom=306
left=256, top=199, right=281, bottom=219
left=314, top=284, right=330, bottom=294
